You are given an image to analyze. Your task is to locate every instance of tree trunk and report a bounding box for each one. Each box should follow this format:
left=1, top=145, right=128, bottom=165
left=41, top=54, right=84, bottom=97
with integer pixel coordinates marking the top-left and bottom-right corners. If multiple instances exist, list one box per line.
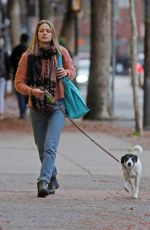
left=39, top=0, right=51, bottom=21
left=8, top=0, right=21, bottom=47
left=60, top=0, right=75, bottom=54
left=143, top=0, right=150, bottom=129
left=129, top=0, right=143, bottom=135
left=85, top=0, right=111, bottom=119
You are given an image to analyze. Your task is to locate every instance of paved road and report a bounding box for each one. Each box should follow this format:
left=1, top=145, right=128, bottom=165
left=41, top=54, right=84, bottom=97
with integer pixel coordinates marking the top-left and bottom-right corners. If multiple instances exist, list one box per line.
left=79, top=75, right=143, bottom=120
left=114, top=76, right=143, bottom=119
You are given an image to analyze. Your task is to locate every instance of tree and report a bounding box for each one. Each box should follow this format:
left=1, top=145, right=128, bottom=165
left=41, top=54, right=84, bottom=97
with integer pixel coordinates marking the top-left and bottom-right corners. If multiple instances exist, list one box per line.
left=85, top=0, right=111, bottom=119
left=128, top=0, right=143, bottom=135
left=39, top=0, right=50, bottom=21
left=143, top=0, right=150, bottom=129
left=8, top=0, right=21, bottom=47
left=60, top=0, right=76, bottom=53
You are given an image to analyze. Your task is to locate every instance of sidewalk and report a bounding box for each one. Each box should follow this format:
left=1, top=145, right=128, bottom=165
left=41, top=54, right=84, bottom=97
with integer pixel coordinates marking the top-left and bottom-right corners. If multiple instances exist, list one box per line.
left=0, top=94, right=150, bottom=229
left=0, top=127, right=150, bottom=230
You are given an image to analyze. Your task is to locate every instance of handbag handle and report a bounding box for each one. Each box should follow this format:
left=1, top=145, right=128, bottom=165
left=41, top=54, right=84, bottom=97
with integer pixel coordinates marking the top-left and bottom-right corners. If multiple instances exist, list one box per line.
left=58, top=54, right=63, bottom=68
left=58, top=54, right=66, bottom=79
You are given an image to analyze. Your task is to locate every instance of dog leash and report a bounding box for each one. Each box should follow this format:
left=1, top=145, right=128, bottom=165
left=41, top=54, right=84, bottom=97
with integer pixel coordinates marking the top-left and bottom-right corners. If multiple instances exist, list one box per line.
left=45, top=90, right=120, bottom=164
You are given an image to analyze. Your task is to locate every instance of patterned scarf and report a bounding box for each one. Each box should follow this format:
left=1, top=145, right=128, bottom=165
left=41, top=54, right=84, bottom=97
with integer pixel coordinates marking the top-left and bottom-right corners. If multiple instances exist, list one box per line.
left=27, top=45, right=57, bottom=112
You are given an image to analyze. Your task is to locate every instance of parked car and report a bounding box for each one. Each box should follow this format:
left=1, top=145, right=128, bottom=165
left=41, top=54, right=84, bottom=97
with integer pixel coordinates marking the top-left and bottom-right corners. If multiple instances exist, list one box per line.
left=137, top=53, right=144, bottom=88
left=129, top=53, right=144, bottom=88
left=76, top=59, right=90, bottom=85
left=136, top=63, right=144, bottom=88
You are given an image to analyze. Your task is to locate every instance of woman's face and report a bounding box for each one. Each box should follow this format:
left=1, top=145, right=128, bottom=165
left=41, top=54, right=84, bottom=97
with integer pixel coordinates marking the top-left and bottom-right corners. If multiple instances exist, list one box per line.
left=38, top=23, right=52, bottom=46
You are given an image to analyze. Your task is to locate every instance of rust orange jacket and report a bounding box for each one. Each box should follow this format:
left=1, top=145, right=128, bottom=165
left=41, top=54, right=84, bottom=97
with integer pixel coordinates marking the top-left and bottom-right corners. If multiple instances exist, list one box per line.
left=15, top=46, right=76, bottom=106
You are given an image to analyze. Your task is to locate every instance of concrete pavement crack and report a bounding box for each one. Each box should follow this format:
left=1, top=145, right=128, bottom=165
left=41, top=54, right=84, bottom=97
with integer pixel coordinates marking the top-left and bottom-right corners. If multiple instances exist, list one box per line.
left=59, top=152, right=93, bottom=176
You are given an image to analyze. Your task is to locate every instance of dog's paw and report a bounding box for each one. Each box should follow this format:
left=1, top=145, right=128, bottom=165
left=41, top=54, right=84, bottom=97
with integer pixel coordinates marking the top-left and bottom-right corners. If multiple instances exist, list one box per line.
left=124, top=186, right=130, bottom=193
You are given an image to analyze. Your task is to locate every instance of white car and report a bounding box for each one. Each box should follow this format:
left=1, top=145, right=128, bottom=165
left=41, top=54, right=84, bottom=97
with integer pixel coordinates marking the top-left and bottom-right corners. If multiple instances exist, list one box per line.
left=76, top=59, right=90, bottom=84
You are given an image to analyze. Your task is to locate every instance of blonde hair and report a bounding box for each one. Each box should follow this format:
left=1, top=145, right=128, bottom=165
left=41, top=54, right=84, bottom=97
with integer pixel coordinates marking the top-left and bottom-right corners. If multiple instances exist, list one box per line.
left=29, top=19, right=62, bottom=54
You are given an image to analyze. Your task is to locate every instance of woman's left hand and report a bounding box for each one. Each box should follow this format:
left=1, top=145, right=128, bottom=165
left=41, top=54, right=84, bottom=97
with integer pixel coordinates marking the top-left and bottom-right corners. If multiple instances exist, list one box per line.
left=56, top=68, right=67, bottom=79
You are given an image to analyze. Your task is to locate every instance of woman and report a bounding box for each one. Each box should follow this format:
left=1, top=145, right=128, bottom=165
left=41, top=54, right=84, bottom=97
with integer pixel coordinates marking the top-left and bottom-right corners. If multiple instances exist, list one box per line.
left=15, top=20, right=76, bottom=197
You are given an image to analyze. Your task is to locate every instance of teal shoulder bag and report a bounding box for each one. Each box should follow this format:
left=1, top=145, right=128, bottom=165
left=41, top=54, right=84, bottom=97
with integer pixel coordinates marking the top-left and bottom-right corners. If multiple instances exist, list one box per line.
left=58, top=54, right=89, bottom=119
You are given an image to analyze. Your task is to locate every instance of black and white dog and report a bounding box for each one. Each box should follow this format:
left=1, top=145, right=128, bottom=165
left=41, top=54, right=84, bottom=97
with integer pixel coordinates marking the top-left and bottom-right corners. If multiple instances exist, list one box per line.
left=121, top=145, right=142, bottom=199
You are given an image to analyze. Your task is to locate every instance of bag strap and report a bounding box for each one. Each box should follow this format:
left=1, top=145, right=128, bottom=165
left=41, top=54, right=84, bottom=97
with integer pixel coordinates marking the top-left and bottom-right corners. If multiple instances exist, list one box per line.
left=58, top=54, right=63, bottom=68
left=58, top=54, right=66, bottom=81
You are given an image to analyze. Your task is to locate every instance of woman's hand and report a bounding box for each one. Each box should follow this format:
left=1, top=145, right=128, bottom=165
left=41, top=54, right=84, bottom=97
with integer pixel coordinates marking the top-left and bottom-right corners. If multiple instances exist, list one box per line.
left=56, top=68, right=67, bottom=79
left=31, top=88, right=45, bottom=99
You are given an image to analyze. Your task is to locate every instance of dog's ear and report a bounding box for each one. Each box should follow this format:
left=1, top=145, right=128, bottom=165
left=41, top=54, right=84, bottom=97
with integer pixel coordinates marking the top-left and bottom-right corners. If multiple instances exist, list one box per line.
left=132, top=155, right=138, bottom=162
left=121, top=156, right=125, bottom=164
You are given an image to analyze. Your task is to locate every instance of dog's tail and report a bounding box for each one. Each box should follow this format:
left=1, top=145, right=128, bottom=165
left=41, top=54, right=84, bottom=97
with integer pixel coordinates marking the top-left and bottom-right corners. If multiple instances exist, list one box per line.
left=132, top=145, right=143, bottom=154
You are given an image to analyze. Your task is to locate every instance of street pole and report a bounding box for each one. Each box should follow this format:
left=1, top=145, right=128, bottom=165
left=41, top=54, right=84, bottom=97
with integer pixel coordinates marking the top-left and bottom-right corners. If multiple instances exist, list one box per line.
left=143, top=0, right=150, bottom=129
left=71, top=0, right=82, bottom=86
left=73, top=12, right=79, bottom=87
left=111, top=0, right=117, bottom=116
left=74, top=13, right=79, bottom=56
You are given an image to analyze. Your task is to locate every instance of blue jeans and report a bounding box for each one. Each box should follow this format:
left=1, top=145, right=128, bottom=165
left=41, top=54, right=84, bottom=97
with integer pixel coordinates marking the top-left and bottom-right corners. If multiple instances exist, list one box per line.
left=16, top=92, right=27, bottom=117
left=0, top=77, right=6, bottom=114
left=30, top=99, right=65, bottom=183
